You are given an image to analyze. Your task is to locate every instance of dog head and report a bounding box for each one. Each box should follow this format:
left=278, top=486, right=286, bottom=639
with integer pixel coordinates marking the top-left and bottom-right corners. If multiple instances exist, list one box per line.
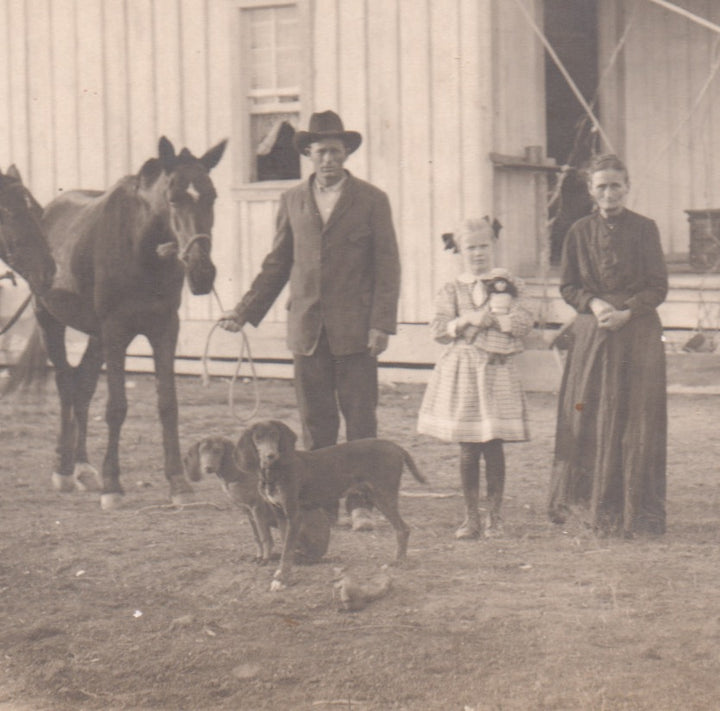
left=234, top=420, right=298, bottom=483
left=183, top=436, right=235, bottom=483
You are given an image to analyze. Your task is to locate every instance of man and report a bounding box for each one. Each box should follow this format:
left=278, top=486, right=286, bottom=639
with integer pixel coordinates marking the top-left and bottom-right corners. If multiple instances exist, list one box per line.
left=219, top=110, right=401, bottom=531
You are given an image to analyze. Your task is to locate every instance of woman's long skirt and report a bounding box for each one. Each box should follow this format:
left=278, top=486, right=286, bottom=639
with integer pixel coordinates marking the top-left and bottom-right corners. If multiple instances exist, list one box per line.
left=548, top=312, right=667, bottom=536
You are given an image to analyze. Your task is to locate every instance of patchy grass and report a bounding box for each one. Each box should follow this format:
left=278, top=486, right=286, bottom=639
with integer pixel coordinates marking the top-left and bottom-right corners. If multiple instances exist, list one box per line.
left=0, top=375, right=719, bottom=710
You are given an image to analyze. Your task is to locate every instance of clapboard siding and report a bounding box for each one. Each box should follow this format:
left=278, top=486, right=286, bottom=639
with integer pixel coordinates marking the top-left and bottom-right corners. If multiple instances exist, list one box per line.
left=398, top=0, right=433, bottom=322
left=610, top=0, right=720, bottom=257
left=4, top=0, right=720, bottom=377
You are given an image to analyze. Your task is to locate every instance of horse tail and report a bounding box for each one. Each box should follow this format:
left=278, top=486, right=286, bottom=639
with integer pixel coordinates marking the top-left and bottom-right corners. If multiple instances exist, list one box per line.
left=1, top=323, right=49, bottom=396
left=401, top=447, right=428, bottom=485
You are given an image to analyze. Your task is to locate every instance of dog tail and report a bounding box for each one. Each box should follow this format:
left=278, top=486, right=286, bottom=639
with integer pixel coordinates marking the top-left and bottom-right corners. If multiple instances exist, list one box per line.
left=401, top=448, right=427, bottom=484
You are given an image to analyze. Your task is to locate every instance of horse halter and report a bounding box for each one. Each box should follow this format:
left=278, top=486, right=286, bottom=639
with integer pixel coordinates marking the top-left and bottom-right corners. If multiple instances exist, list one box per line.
left=180, top=233, right=211, bottom=264
left=0, top=184, right=41, bottom=263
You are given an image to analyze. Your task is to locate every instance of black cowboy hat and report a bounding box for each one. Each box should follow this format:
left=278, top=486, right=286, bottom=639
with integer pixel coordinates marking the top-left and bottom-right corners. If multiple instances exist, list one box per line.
left=293, top=111, right=363, bottom=155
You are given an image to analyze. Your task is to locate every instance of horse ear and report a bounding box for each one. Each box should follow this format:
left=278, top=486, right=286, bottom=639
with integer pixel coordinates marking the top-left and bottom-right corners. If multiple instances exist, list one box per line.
left=200, top=139, right=228, bottom=172
left=5, top=165, right=23, bottom=183
left=234, top=426, right=260, bottom=473
left=138, top=159, right=163, bottom=187
left=158, top=136, right=177, bottom=171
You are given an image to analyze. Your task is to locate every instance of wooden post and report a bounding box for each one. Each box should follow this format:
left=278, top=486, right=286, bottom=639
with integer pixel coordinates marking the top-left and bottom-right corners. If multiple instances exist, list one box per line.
left=490, top=146, right=557, bottom=277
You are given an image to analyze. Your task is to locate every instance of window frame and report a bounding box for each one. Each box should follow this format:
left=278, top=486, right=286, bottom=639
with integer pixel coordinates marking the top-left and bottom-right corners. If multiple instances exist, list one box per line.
left=230, top=0, right=312, bottom=189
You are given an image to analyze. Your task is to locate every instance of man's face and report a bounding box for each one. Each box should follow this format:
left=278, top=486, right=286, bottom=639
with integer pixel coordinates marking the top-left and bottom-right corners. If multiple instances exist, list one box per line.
left=307, top=138, right=348, bottom=186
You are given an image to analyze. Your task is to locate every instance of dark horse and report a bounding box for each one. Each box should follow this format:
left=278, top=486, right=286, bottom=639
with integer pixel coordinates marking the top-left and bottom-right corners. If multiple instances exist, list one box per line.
left=7, top=137, right=226, bottom=509
left=0, top=166, right=55, bottom=297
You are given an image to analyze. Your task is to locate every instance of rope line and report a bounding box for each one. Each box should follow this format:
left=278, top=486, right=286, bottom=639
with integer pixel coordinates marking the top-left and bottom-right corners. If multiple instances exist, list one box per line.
left=511, top=0, right=615, bottom=153
left=0, top=292, right=32, bottom=336
left=648, top=0, right=720, bottom=36
left=632, top=35, right=720, bottom=205
left=201, top=287, right=261, bottom=423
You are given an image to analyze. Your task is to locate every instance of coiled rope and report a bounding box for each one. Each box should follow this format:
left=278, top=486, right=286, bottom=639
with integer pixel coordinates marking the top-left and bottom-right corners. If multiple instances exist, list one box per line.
left=201, top=288, right=260, bottom=423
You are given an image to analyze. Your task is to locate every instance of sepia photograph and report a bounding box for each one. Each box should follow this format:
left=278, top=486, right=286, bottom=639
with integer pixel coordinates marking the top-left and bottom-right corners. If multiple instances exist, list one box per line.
left=1, top=1, right=720, bottom=709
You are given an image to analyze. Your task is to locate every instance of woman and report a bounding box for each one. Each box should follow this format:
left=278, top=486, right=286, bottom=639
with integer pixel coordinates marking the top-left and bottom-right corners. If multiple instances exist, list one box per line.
left=548, top=154, right=668, bottom=537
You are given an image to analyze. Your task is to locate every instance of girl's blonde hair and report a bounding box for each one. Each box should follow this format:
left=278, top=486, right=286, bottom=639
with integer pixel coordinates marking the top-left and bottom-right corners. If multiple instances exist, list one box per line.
left=454, top=217, right=496, bottom=249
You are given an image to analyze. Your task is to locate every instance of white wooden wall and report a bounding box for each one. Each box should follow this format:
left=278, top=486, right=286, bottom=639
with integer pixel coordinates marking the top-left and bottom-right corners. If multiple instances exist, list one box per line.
left=599, top=0, right=720, bottom=258
left=2, top=0, right=717, bottom=377
left=0, top=0, right=235, bottom=329
left=232, top=0, right=545, bottom=326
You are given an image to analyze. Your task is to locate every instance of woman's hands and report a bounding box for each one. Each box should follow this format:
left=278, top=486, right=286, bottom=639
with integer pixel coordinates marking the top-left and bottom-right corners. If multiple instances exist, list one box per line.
left=590, top=298, right=631, bottom=331
left=597, top=308, right=631, bottom=331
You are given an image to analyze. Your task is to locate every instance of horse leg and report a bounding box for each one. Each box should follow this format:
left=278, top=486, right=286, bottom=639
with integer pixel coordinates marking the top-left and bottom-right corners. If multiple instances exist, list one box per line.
left=36, top=312, right=76, bottom=493
left=147, top=313, right=194, bottom=505
left=71, top=336, right=104, bottom=491
left=99, top=323, right=134, bottom=510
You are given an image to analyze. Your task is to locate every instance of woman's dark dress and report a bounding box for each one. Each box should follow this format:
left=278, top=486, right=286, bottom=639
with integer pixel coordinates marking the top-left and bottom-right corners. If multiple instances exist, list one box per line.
left=548, top=209, right=668, bottom=536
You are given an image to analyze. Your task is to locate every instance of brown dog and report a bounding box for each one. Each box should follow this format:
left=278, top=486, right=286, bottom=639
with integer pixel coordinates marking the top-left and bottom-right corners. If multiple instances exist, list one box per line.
left=183, top=436, right=330, bottom=564
left=234, top=420, right=427, bottom=590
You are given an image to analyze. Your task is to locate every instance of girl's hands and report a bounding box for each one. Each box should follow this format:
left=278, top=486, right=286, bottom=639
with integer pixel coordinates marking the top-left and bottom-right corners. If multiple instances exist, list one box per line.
left=465, top=309, right=495, bottom=329
left=456, top=309, right=494, bottom=332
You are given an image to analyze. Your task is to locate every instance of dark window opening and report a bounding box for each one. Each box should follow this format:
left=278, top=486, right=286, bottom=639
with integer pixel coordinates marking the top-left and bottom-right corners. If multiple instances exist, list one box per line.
left=256, top=119, right=300, bottom=181
left=544, top=0, right=598, bottom=264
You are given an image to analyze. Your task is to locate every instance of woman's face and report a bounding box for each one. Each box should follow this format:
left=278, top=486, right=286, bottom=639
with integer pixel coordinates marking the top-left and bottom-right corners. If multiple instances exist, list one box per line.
left=588, top=168, right=629, bottom=217
left=459, top=229, right=493, bottom=276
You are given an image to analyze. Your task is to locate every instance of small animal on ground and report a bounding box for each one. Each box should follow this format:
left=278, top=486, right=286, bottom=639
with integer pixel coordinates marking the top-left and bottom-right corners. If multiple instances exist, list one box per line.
left=234, top=420, right=428, bottom=590
left=333, top=567, right=393, bottom=612
left=184, top=436, right=330, bottom=564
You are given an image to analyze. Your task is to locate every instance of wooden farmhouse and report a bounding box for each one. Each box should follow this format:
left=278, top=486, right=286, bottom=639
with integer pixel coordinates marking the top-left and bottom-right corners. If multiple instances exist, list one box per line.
left=2, top=0, right=720, bottom=389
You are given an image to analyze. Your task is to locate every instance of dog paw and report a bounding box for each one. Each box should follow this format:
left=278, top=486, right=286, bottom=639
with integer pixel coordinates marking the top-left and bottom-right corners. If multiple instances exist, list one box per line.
left=269, top=578, right=287, bottom=592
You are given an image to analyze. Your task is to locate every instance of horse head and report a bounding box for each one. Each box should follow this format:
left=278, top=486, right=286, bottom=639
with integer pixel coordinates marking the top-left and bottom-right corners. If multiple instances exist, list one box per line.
left=0, top=166, right=55, bottom=296
left=138, top=136, right=227, bottom=295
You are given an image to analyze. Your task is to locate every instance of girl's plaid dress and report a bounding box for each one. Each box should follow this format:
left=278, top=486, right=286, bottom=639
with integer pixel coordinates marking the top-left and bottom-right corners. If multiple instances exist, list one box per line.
left=417, top=272, right=534, bottom=443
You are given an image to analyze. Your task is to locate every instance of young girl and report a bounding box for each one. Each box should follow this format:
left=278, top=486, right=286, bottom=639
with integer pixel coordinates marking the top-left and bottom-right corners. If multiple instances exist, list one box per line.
left=417, top=218, right=534, bottom=539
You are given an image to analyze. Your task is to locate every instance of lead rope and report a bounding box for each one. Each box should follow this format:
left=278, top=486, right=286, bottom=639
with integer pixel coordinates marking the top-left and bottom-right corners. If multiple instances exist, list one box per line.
left=201, top=287, right=261, bottom=423
left=0, top=291, right=32, bottom=336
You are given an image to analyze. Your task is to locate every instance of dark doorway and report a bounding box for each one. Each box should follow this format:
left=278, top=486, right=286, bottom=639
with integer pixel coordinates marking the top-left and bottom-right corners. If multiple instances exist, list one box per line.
left=544, top=0, right=598, bottom=263
left=544, top=0, right=599, bottom=166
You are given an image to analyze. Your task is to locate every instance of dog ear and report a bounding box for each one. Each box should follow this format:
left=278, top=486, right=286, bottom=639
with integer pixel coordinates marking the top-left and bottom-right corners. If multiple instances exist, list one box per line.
left=274, top=421, right=298, bottom=455
left=184, top=441, right=202, bottom=482
left=234, top=426, right=260, bottom=473
left=219, top=439, right=238, bottom=480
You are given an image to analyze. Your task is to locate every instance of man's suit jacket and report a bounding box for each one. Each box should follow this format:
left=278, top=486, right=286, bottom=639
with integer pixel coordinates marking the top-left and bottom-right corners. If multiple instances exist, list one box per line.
left=234, top=172, right=401, bottom=356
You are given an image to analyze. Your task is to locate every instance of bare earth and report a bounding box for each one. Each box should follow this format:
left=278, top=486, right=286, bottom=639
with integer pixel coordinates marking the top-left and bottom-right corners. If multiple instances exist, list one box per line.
left=1, top=373, right=719, bottom=710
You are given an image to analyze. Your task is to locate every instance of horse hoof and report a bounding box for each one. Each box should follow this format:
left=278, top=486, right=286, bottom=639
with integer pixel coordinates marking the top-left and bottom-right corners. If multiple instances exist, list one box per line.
left=73, top=463, right=101, bottom=492
left=100, top=493, right=124, bottom=511
left=51, top=472, right=75, bottom=493
left=171, top=491, right=194, bottom=507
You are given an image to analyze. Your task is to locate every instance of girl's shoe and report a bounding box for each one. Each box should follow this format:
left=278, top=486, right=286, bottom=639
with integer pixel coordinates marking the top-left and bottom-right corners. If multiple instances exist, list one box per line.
left=484, top=513, right=504, bottom=538
left=455, top=516, right=480, bottom=540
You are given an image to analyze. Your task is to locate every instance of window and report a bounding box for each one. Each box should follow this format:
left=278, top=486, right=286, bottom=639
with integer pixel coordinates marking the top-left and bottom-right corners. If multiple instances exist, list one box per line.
left=238, top=2, right=304, bottom=183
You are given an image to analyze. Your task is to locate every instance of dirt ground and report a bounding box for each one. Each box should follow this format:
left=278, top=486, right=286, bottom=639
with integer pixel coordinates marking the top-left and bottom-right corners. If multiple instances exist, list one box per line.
left=1, top=372, right=719, bottom=711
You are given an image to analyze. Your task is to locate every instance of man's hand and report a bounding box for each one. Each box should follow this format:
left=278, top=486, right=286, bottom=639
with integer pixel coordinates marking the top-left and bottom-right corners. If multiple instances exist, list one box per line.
left=156, top=241, right=179, bottom=259
left=367, top=328, right=389, bottom=358
left=218, top=310, right=245, bottom=333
